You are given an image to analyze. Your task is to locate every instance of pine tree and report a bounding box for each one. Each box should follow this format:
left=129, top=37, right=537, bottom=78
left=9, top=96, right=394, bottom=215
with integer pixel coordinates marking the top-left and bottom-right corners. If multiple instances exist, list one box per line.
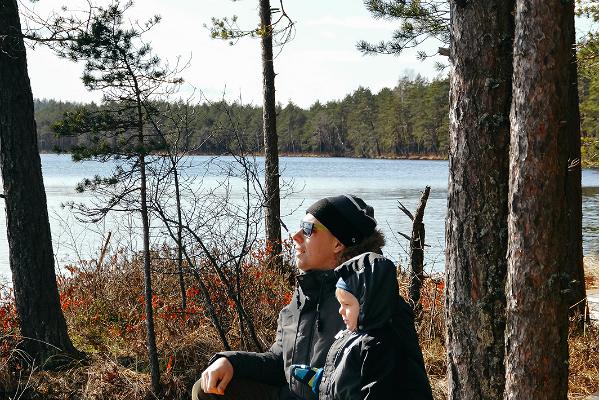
left=445, top=1, right=513, bottom=398
left=50, top=2, right=184, bottom=393
left=0, top=0, right=80, bottom=365
left=505, top=0, right=577, bottom=396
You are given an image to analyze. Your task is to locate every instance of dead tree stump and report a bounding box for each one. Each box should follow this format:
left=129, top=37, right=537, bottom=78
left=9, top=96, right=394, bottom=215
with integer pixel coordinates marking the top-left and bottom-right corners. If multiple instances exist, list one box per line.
left=398, top=186, right=431, bottom=313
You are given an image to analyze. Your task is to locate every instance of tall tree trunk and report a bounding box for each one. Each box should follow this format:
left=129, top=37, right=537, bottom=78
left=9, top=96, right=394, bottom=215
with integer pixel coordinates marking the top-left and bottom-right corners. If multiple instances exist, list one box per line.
left=504, top=0, right=572, bottom=398
left=445, top=1, right=513, bottom=399
left=135, top=90, right=160, bottom=393
left=0, top=0, right=79, bottom=364
left=565, top=4, right=586, bottom=318
left=139, top=154, right=161, bottom=395
left=173, top=164, right=187, bottom=310
left=133, top=119, right=160, bottom=395
left=259, top=0, right=283, bottom=270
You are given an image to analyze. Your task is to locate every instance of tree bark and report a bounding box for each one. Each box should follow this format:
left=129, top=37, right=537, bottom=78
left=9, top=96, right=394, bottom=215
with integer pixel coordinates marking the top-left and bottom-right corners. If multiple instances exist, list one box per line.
left=139, top=154, right=161, bottom=394
left=504, top=1, right=572, bottom=398
left=173, top=164, right=187, bottom=311
left=133, top=71, right=160, bottom=393
left=445, top=1, right=513, bottom=399
left=259, top=0, right=283, bottom=271
left=0, top=0, right=79, bottom=364
left=565, top=3, right=586, bottom=318
left=134, top=82, right=160, bottom=392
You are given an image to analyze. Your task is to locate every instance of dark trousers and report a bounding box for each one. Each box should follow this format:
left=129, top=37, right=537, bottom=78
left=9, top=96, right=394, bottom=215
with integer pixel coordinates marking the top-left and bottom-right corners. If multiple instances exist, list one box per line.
left=191, top=378, right=282, bottom=400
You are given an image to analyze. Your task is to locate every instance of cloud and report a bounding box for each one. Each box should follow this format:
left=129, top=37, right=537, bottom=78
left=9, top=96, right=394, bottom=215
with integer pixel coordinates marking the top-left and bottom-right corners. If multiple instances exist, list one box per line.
left=24, top=0, right=440, bottom=108
left=304, top=16, right=398, bottom=31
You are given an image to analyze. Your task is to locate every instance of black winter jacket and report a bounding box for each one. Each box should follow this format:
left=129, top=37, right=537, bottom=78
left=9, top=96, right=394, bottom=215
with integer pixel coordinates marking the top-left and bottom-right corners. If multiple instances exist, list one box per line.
left=218, top=269, right=344, bottom=400
left=217, top=254, right=432, bottom=400
left=318, top=328, right=397, bottom=399
left=318, top=252, right=433, bottom=400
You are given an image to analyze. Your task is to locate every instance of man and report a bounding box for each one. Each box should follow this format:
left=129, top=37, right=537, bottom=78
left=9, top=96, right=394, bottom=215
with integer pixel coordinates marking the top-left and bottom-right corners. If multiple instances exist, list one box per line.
left=192, top=194, right=432, bottom=400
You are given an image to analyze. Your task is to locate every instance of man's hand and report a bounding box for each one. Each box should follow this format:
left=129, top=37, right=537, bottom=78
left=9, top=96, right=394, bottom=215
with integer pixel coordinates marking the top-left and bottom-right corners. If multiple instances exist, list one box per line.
left=200, top=357, right=234, bottom=395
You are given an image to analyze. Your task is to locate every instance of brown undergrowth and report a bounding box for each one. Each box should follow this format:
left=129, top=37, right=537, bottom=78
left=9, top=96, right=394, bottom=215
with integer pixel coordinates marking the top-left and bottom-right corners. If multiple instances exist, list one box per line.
left=0, top=254, right=598, bottom=399
left=584, top=256, right=599, bottom=289
left=401, top=268, right=600, bottom=400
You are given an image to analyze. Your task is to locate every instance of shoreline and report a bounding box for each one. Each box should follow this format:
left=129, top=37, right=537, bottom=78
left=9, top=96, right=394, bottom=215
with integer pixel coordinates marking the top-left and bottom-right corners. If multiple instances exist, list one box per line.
left=39, top=150, right=449, bottom=162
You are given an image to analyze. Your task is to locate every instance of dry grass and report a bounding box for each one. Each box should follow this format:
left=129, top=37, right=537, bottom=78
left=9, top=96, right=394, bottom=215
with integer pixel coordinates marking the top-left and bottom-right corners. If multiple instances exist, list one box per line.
left=0, top=253, right=598, bottom=399
left=584, top=256, right=599, bottom=289
left=0, top=246, right=290, bottom=399
left=400, top=269, right=599, bottom=400
left=568, top=322, right=599, bottom=399
left=421, top=338, right=447, bottom=400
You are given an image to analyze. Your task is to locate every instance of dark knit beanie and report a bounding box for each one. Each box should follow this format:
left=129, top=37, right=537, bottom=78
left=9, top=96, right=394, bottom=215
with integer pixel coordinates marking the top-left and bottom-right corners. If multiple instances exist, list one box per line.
left=306, top=194, right=377, bottom=246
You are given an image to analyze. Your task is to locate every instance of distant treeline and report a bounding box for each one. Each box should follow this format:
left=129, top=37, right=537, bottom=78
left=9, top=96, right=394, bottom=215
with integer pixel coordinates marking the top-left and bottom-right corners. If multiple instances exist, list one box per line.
left=34, top=73, right=598, bottom=160
left=35, top=76, right=448, bottom=158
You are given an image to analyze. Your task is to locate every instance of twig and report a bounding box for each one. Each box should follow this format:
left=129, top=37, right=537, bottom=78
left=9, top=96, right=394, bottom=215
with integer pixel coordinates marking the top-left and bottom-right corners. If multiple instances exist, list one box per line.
left=397, top=200, right=414, bottom=221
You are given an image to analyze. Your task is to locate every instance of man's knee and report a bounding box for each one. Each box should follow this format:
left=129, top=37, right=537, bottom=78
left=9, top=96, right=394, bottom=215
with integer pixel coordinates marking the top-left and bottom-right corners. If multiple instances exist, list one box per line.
left=191, top=378, right=206, bottom=400
left=191, top=378, right=280, bottom=400
left=192, top=378, right=223, bottom=400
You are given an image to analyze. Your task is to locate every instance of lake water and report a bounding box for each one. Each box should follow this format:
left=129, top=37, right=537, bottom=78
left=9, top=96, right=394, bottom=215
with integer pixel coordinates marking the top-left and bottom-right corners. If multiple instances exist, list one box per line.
left=0, top=154, right=597, bottom=281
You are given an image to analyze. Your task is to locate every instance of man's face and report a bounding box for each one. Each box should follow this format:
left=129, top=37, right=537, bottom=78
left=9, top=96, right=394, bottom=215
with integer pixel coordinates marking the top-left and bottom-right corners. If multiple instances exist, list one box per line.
left=336, top=288, right=359, bottom=331
left=292, top=213, right=344, bottom=272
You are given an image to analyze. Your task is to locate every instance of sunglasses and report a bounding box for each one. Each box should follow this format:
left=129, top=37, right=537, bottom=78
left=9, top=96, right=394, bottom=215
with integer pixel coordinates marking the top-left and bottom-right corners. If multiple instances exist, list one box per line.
left=300, top=221, right=327, bottom=237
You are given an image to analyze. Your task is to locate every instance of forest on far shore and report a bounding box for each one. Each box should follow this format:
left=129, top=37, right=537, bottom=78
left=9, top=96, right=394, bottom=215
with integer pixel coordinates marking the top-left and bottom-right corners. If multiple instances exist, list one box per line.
left=34, top=72, right=598, bottom=165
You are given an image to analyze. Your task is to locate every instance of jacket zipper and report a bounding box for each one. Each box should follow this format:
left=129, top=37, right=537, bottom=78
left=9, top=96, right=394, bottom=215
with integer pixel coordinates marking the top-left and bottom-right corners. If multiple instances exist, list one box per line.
left=292, top=280, right=321, bottom=367
left=306, top=274, right=327, bottom=363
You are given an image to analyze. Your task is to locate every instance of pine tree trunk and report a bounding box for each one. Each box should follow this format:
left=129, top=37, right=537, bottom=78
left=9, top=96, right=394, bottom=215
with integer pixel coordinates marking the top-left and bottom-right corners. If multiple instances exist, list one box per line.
left=173, top=165, right=187, bottom=310
left=445, top=1, right=513, bottom=398
left=0, top=0, right=79, bottom=364
left=139, top=158, right=160, bottom=393
left=259, top=0, right=283, bottom=270
left=134, top=80, right=160, bottom=393
left=504, top=0, right=572, bottom=398
left=565, top=3, right=586, bottom=318
left=140, top=156, right=160, bottom=394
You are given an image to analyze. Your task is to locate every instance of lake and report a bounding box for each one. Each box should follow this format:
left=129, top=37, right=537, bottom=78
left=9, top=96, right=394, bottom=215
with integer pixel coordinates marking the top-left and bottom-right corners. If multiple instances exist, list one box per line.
left=0, top=154, right=597, bottom=281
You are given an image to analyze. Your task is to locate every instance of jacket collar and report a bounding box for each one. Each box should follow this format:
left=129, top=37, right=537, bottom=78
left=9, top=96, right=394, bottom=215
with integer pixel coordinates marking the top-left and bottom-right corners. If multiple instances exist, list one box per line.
left=296, top=269, right=337, bottom=296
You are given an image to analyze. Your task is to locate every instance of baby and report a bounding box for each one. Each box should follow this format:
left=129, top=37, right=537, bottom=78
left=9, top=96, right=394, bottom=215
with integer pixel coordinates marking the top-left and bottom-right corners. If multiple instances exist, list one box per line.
left=290, top=252, right=404, bottom=399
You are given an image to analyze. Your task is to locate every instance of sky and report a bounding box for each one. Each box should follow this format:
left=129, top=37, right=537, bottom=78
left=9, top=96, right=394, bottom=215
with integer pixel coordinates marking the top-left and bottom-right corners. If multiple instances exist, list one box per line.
left=22, top=0, right=445, bottom=109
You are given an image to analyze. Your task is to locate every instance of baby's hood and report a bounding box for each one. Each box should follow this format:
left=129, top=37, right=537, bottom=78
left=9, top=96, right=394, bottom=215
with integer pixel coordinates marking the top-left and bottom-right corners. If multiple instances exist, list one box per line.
left=335, top=252, right=399, bottom=331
